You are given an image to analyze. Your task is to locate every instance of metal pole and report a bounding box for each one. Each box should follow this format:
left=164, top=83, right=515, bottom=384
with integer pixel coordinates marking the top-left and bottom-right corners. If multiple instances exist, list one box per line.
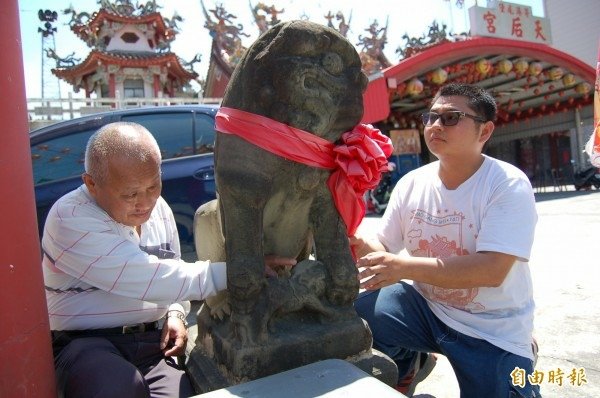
left=40, top=30, right=45, bottom=99
left=575, top=108, right=585, bottom=168
left=0, top=1, right=57, bottom=397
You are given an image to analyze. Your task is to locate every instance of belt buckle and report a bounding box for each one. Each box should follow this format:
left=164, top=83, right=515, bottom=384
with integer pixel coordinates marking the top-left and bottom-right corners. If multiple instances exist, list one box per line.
left=122, top=323, right=145, bottom=334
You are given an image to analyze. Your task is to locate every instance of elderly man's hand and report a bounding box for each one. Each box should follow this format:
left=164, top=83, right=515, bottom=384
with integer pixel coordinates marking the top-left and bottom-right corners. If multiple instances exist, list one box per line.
left=264, top=255, right=297, bottom=277
left=160, top=312, right=188, bottom=357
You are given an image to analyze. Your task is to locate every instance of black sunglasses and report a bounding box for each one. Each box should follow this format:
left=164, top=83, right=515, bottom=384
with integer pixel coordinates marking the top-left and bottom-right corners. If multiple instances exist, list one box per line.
left=421, top=111, right=486, bottom=126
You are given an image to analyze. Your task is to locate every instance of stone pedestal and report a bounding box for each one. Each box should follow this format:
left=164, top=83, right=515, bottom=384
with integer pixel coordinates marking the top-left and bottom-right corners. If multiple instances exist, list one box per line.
left=186, top=304, right=397, bottom=393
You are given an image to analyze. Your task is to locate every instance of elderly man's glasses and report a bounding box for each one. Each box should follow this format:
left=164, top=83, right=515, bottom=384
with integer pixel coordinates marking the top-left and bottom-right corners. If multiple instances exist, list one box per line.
left=421, top=111, right=486, bottom=126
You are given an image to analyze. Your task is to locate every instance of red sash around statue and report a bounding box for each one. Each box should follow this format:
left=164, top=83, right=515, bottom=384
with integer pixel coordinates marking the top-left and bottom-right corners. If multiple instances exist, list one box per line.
left=215, top=107, right=393, bottom=237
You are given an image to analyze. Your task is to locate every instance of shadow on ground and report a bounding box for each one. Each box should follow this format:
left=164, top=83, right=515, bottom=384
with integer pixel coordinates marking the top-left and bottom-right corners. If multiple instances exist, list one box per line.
left=534, top=189, right=599, bottom=202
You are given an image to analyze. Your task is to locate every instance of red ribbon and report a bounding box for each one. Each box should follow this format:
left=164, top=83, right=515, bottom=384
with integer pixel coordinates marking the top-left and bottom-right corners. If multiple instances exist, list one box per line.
left=215, top=107, right=393, bottom=236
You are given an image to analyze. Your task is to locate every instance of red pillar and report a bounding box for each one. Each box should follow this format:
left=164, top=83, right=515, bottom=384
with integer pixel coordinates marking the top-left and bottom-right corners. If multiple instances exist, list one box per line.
left=0, top=2, right=57, bottom=397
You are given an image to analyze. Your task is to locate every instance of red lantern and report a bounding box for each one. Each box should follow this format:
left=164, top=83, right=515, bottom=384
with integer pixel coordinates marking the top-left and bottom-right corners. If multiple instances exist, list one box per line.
left=514, top=59, right=528, bottom=74
left=406, top=78, right=424, bottom=96
left=431, top=68, right=448, bottom=85
left=497, top=59, right=513, bottom=74
left=396, top=82, right=407, bottom=96
left=528, top=62, right=543, bottom=77
left=548, top=67, right=564, bottom=81
left=575, top=82, right=591, bottom=94
left=476, top=59, right=492, bottom=75
left=562, top=73, right=576, bottom=86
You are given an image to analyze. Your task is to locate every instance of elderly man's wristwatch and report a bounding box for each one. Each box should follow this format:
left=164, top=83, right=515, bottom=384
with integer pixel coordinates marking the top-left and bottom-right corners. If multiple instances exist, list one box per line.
left=166, top=310, right=188, bottom=327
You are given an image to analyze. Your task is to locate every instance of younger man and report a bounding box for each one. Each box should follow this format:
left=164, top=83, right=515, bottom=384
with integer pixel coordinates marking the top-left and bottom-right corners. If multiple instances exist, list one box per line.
left=353, top=83, right=539, bottom=397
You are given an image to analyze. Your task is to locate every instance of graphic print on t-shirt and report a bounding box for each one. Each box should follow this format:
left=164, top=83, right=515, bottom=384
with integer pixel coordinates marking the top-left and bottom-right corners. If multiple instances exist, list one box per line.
left=409, top=208, right=484, bottom=312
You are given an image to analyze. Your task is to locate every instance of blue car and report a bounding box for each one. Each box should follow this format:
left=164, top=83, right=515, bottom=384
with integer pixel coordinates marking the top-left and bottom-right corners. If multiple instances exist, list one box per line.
left=30, top=105, right=219, bottom=261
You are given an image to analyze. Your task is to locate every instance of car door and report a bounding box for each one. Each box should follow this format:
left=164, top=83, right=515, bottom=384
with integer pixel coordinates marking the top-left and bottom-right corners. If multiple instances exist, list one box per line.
left=31, top=116, right=112, bottom=236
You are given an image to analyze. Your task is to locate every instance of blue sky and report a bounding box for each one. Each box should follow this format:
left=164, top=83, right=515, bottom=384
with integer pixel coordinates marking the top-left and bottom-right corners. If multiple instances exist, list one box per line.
left=18, top=0, right=544, bottom=98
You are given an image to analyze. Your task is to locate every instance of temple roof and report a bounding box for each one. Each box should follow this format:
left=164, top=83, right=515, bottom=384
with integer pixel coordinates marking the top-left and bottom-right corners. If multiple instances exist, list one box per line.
left=52, top=50, right=197, bottom=84
left=71, top=9, right=170, bottom=45
left=362, top=36, right=595, bottom=127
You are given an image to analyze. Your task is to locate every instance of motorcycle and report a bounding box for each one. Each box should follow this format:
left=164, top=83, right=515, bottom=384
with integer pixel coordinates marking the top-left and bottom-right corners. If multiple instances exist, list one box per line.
left=367, top=171, right=395, bottom=215
left=573, top=166, right=600, bottom=191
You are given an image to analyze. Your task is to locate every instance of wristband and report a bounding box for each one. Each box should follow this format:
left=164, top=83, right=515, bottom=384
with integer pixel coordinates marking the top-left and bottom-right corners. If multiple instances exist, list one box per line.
left=166, top=310, right=188, bottom=327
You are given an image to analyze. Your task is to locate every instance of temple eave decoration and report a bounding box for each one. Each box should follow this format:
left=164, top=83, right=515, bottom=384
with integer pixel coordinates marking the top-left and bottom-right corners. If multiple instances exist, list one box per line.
left=201, top=2, right=362, bottom=98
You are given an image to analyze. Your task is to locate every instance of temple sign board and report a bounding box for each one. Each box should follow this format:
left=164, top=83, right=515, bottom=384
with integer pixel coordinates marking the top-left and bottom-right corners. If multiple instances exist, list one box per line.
left=469, top=1, right=552, bottom=44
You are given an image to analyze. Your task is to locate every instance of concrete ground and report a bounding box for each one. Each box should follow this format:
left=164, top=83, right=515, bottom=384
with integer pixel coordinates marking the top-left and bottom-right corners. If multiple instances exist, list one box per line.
left=358, top=188, right=600, bottom=397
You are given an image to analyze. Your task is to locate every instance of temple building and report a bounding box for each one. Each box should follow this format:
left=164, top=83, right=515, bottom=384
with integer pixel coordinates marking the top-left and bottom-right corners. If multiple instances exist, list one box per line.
left=198, top=1, right=595, bottom=186
left=51, top=0, right=198, bottom=99
left=360, top=1, right=595, bottom=187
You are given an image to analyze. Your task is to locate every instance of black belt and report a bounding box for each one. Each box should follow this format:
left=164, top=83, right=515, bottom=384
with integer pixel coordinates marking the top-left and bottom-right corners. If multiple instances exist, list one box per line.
left=52, top=321, right=159, bottom=339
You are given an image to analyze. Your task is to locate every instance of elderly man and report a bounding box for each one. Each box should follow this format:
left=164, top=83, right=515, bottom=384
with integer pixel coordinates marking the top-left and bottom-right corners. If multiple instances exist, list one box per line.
left=43, top=122, right=294, bottom=397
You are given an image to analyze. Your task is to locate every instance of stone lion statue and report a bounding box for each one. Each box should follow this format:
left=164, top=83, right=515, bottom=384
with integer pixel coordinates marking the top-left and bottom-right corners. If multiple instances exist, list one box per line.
left=191, top=20, right=391, bottom=384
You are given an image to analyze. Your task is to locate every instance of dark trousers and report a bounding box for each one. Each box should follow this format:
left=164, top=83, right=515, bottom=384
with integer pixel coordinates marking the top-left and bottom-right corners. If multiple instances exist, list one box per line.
left=53, top=330, right=195, bottom=398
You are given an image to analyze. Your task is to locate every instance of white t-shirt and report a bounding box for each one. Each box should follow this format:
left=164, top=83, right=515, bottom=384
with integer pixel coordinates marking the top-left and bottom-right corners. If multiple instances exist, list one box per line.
left=378, top=155, right=538, bottom=360
left=43, top=185, right=226, bottom=331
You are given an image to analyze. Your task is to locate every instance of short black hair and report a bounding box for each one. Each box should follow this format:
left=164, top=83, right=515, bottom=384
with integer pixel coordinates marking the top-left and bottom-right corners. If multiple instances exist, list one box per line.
left=431, top=83, right=497, bottom=122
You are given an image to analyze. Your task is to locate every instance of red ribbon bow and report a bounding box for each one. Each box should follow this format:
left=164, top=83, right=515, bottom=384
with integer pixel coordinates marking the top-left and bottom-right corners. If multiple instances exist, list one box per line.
left=215, top=107, right=393, bottom=236
left=328, top=124, right=394, bottom=235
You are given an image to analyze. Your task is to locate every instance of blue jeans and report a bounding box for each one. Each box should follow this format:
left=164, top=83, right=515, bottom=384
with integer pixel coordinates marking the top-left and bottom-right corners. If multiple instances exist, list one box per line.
left=354, top=282, right=541, bottom=398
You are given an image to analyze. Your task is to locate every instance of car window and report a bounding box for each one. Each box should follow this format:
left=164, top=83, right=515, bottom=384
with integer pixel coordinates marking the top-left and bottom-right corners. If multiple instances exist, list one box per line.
left=194, top=113, right=215, bottom=154
left=31, top=128, right=95, bottom=184
left=121, top=112, right=194, bottom=159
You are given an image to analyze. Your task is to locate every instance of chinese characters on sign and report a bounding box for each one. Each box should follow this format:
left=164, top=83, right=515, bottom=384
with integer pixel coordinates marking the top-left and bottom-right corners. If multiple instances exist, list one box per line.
left=511, top=367, right=588, bottom=387
left=469, top=1, right=552, bottom=44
